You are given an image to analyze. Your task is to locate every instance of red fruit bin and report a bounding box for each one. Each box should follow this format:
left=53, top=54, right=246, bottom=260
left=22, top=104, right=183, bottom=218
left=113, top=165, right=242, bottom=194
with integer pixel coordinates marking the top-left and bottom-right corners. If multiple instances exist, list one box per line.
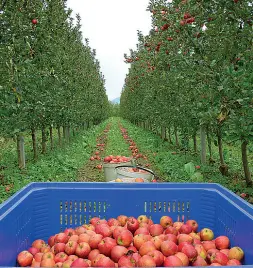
left=0, top=182, right=253, bottom=267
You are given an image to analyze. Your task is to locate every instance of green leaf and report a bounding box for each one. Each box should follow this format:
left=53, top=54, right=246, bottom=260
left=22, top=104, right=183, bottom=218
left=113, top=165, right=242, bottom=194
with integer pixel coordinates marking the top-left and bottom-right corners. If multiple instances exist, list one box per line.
left=184, top=162, right=195, bottom=176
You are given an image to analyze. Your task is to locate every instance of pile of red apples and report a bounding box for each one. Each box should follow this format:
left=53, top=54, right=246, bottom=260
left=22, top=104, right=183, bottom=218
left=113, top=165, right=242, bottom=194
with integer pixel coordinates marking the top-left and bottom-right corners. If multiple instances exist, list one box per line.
left=17, top=215, right=244, bottom=267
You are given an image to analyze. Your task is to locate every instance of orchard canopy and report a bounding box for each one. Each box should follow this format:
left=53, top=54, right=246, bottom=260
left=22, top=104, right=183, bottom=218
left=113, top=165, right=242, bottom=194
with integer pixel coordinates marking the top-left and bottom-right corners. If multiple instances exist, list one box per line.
left=0, top=0, right=110, bottom=139
left=120, top=0, right=253, bottom=185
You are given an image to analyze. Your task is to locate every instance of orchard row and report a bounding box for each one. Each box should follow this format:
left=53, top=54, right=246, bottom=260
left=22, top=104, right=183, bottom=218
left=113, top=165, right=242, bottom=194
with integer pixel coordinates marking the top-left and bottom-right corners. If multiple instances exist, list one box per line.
left=0, top=0, right=110, bottom=167
left=120, top=0, right=253, bottom=185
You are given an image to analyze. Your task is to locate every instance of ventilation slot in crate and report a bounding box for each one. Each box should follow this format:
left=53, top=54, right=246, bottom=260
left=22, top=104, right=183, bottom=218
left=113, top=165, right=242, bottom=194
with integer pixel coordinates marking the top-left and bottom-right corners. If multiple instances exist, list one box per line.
left=16, top=209, right=32, bottom=254
left=59, top=200, right=108, bottom=230
left=144, top=200, right=190, bottom=221
left=216, top=205, right=236, bottom=240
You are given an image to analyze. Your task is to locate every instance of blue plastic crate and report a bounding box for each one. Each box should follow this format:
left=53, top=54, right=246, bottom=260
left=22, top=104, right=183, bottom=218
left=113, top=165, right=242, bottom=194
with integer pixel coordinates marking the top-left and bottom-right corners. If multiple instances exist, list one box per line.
left=0, top=182, right=253, bottom=268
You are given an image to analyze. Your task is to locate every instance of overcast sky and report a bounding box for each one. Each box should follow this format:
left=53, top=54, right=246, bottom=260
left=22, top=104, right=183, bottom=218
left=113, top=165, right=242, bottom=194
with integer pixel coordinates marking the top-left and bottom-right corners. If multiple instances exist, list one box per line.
left=67, top=0, right=152, bottom=101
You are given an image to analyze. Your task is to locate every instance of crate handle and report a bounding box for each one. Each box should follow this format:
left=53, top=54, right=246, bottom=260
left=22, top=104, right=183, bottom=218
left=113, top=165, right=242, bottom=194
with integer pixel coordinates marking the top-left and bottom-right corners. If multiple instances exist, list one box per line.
left=114, top=165, right=156, bottom=177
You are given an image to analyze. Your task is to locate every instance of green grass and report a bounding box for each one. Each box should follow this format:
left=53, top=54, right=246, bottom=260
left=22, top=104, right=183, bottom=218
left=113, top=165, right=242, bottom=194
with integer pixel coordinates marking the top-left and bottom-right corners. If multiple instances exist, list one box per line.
left=120, top=119, right=253, bottom=202
left=0, top=122, right=108, bottom=203
left=104, top=118, right=130, bottom=157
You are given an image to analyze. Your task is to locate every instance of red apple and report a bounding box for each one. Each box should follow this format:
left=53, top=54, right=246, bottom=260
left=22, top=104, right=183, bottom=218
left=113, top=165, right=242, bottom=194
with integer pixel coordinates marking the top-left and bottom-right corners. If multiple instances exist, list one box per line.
left=32, top=240, right=46, bottom=250
left=134, top=227, right=149, bottom=236
left=138, top=255, right=156, bottom=267
left=164, top=234, right=177, bottom=244
left=17, top=251, right=33, bottom=267
left=67, top=255, right=78, bottom=262
left=202, top=241, right=216, bottom=251
left=175, top=252, right=189, bottom=266
left=90, top=217, right=100, bottom=226
left=64, top=228, right=76, bottom=237
left=181, top=244, right=198, bottom=261
left=179, top=224, right=192, bottom=234
left=215, top=236, right=230, bottom=249
left=55, top=233, right=69, bottom=244
left=177, top=234, right=193, bottom=244
left=173, top=222, right=183, bottom=230
left=54, top=243, right=66, bottom=254
left=149, top=224, right=164, bottom=236
left=78, top=233, right=90, bottom=244
left=65, top=241, right=78, bottom=255
left=128, top=246, right=138, bottom=253
left=69, top=235, right=79, bottom=242
left=34, top=252, right=44, bottom=262
left=220, top=249, right=229, bottom=257
left=227, top=259, right=241, bottom=266
left=164, top=226, right=178, bottom=236
left=164, top=255, right=183, bottom=267
left=98, top=237, right=117, bottom=256
left=31, top=260, right=41, bottom=267
left=55, top=252, right=68, bottom=263
left=75, top=226, right=86, bottom=235
left=40, top=244, right=51, bottom=253
left=210, top=252, right=229, bottom=265
left=95, top=223, right=112, bottom=237
left=118, top=255, right=137, bottom=267
left=147, top=250, right=164, bottom=266
left=48, top=236, right=56, bottom=247
left=75, top=242, right=91, bottom=258
left=161, top=240, right=178, bottom=256
left=160, top=216, right=173, bottom=228
left=32, top=19, right=38, bottom=24
left=89, top=233, right=103, bottom=249
left=127, top=217, right=139, bottom=233
left=194, top=244, right=207, bottom=259
left=207, top=249, right=219, bottom=263
left=117, top=215, right=128, bottom=226
left=41, top=252, right=55, bottom=267
left=192, top=255, right=208, bottom=266
left=189, top=233, right=200, bottom=240
left=28, top=247, right=40, bottom=256
left=107, top=218, right=120, bottom=227
left=83, top=224, right=95, bottom=231
left=139, top=241, right=156, bottom=256
left=111, top=245, right=128, bottom=262
left=186, top=220, right=198, bottom=232
left=70, top=258, right=89, bottom=267
left=96, top=256, right=115, bottom=267
left=113, top=226, right=125, bottom=240
left=151, top=236, right=162, bottom=250
left=178, top=241, right=192, bottom=252
left=88, top=249, right=100, bottom=261
left=133, top=234, right=151, bottom=250
left=117, top=229, right=133, bottom=247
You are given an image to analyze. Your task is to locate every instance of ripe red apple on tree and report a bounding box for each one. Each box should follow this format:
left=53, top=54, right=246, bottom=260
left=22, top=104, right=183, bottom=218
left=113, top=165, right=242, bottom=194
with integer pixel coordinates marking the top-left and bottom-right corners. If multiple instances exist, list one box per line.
left=32, top=19, right=38, bottom=25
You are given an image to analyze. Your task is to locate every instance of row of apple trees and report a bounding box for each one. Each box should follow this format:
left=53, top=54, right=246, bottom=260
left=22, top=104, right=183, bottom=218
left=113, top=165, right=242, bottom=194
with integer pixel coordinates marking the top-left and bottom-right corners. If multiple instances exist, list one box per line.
left=120, top=0, right=253, bottom=185
left=0, top=0, right=110, bottom=168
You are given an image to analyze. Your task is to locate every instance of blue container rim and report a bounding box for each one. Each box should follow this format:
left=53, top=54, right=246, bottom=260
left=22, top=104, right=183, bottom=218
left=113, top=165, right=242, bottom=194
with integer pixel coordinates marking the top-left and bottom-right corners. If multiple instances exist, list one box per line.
left=1, top=182, right=253, bottom=219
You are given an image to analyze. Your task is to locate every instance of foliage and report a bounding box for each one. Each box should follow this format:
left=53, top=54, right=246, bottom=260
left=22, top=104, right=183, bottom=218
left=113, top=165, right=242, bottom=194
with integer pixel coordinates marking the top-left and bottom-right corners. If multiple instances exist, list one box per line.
left=0, top=0, right=110, bottom=138
left=120, top=0, right=253, bottom=182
